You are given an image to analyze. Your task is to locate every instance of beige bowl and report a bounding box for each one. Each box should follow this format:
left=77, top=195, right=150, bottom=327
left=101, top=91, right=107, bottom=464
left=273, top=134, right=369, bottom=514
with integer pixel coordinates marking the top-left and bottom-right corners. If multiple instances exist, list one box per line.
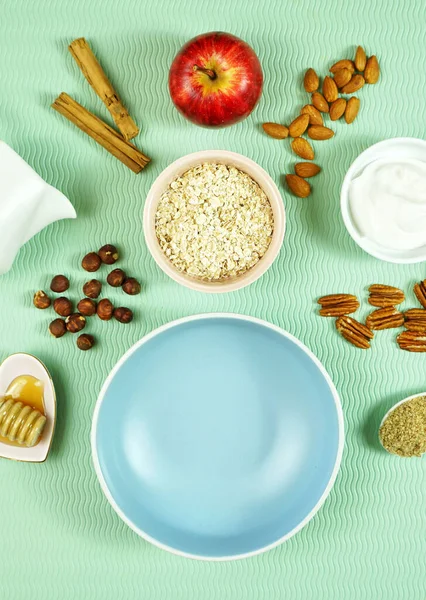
left=143, top=150, right=285, bottom=293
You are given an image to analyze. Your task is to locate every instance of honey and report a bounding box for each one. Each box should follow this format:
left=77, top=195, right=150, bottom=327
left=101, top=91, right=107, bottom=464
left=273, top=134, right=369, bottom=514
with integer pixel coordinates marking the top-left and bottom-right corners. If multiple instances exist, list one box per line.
left=0, top=375, right=46, bottom=447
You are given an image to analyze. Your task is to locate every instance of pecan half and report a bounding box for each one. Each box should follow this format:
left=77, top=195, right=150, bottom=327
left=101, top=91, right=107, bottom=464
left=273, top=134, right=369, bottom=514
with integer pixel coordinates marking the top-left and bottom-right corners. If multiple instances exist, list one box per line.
left=404, top=308, right=426, bottom=332
left=366, top=307, right=404, bottom=330
left=413, top=281, right=426, bottom=309
left=368, top=284, right=405, bottom=307
left=318, top=294, right=359, bottom=317
left=336, top=316, right=374, bottom=349
left=397, top=330, right=426, bottom=352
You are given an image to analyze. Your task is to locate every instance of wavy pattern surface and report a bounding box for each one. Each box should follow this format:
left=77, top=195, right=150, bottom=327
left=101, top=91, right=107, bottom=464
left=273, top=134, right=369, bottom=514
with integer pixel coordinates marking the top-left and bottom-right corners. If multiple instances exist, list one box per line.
left=0, top=0, right=426, bottom=598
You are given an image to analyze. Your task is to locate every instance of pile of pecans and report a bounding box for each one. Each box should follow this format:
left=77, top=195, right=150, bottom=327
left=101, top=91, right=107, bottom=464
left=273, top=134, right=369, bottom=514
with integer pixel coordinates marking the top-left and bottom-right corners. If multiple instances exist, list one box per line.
left=33, top=244, right=141, bottom=351
left=262, top=46, right=380, bottom=198
left=318, top=280, right=426, bottom=352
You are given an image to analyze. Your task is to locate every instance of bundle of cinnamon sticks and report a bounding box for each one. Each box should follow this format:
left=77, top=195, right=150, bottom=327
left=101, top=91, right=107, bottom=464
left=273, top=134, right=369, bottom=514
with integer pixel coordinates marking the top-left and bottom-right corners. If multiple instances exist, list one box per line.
left=52, top=38, right=150, bottom=173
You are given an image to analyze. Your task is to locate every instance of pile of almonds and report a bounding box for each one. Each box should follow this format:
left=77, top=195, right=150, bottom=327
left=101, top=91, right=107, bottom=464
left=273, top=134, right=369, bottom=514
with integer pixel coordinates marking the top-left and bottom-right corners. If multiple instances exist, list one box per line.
left=33, top=244, right=141, bottom=351
left=318, top=280, right=426, bottom=352
left=262, top=46, right=380, bottom=198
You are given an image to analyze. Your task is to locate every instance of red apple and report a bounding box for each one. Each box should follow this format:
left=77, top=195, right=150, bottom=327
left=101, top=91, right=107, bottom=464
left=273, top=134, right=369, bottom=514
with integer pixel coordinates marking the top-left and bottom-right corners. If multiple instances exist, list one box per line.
left=169, top=32, right=263, bottom=127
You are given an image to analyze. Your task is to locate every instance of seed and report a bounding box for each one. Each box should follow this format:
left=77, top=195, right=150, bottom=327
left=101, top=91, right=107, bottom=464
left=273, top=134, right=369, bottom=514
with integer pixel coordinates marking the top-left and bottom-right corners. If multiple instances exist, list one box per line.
left=122, top=277, right=141, bottom=296
left=82, top=252, right=101, bottom=272
left=113, top=307, right=134, bottom=324
left=294, top=163, right=321, bottom=178
left=262, top=122, right=289, bottom=139
left=332, top=68, right=353, bottom=89
left=291, top=137, right=315, bottom=160
left=329, top=98, right=347, bottom=121
left=77, top=334, right=95, bottom=351
left=107, top=268, right=126, bottom=287
left=50, top=275, right=69, bottom=293
left=300, top=105, right=323, bottom=126
left=33, top=290, right=51, bottom=310
left=97, top=298, right=114, bottom=321
left=98, top=244, right=119, bottom=265
left=83, top=279, right=102, bottom=299
left=354, top=46, right=367, bottom=72
left=285, top=174, right=311, bottom=198
left=345, top=97, right=360, bottom=124
left=49, top=319, right=67, bottom=338
left=288, top=114, right=310, bottom=138
left=65, top=313, right=86, bottom=333
left=77, top=298, right=97, bottom=317
left=322, top=76, right=338, bottom=103
left=311, top=92, right=329, bottom=113
left=53, top=297, right=73, bottom=317
left=303, top=68, right=319, bottom=93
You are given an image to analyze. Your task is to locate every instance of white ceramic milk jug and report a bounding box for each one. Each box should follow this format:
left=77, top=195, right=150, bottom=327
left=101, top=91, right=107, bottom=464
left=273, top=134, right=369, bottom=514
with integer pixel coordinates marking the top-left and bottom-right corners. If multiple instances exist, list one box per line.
left=0, top=142, right=77, bottom=275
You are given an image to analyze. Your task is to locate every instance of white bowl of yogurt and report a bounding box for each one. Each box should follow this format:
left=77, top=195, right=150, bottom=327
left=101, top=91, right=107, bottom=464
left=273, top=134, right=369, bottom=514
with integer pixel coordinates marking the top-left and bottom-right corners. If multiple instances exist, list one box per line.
left=341, top=137, right=426, bottom=263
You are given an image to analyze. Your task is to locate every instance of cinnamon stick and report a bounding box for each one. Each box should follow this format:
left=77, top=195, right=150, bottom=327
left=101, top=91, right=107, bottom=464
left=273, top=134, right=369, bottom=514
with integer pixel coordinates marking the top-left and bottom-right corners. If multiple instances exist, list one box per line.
left=69, top=37, right=139, bottom=141
left=52, top=93, right=150, bottom=173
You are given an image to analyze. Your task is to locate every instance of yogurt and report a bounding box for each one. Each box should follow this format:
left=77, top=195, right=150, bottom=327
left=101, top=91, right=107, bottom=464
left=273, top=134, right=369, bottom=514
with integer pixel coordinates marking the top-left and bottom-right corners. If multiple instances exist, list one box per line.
left=349, top=158, right=426, bottom=251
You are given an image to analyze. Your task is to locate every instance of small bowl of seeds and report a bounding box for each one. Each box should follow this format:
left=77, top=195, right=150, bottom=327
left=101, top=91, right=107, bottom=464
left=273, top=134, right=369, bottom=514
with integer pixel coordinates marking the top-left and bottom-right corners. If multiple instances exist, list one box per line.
left=143, top=150, right=285, bottom=293
left=379, top=392, right=426, bottom=457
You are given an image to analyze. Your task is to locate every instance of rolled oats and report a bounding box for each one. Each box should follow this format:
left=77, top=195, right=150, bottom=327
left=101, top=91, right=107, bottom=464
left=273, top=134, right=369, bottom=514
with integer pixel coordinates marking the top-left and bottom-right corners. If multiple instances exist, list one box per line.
left=155, top=163, right=274, bottom=281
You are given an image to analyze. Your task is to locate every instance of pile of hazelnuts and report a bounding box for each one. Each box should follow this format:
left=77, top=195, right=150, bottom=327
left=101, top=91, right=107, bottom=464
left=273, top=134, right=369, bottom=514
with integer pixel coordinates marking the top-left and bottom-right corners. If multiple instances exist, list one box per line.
left=33, top=244, right=141, bottom=351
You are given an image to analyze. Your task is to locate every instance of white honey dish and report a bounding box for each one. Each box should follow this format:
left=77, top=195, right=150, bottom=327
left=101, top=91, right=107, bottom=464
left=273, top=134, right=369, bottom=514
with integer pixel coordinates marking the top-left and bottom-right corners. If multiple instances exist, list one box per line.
left=341, top=137, right=426, bottom=264
left=143, top=150, right=286, bottom=293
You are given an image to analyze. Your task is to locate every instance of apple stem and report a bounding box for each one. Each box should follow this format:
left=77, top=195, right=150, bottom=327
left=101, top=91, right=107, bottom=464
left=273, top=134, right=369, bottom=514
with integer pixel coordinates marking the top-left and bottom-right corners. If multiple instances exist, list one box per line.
left=193, top=65, right=217, bottom=80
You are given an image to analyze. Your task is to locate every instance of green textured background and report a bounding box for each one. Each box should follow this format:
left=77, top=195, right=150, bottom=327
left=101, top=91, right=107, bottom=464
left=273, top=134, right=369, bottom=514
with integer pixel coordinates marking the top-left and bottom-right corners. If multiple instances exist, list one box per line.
left=1, top=0, right=425, bottom=598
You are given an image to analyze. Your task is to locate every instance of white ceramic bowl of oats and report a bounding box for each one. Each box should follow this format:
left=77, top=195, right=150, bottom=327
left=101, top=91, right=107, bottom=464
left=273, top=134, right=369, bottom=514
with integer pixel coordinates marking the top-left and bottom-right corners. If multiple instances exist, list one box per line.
left=143, top=150, right=286, bottom=293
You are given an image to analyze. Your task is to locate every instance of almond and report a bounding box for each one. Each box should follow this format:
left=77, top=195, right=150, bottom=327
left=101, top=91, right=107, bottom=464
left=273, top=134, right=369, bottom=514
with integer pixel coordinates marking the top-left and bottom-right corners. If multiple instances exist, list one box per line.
left=329, top=98, right=347, bottom=121
left=300, top=104, right=324, bottom=126
left=354, top=46, right=367, bottom=72
left=341, top=74, right=365, bottom=94
left=345, top=97, right=360, bottom=124
left=330, top=59, right=355, bottom=74
left=307, top=125, right=334, bottom=140
left=288, top=114, right=310, bottom=138
left=311, top=92, right=329, bottom=113
left=303, top=68, right=319, bottom=93
left=333, top=68, right=353, bottom=89
left=364, top=55, right=380, bottom=84
left=285, top=174, right=311, bottom=198
left=262, top=122, right=289, bottom=139
left=322, top=76, right=338, bottom=103
left=294, top=162, right=321, bottom=178
left=291, top=137, right=315, bottom=160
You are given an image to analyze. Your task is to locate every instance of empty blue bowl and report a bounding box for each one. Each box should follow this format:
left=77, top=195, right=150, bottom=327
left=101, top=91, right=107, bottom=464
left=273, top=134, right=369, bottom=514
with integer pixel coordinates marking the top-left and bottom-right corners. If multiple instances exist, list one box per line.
left=92, top=314, right=343, bottom=560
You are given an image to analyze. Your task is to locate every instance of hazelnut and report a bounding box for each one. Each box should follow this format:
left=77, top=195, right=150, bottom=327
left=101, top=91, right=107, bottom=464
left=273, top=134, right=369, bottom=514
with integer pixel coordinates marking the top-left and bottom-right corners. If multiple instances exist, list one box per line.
left=50, top=275, right=69, bottom=293
left=122, top=277, right=141, bottom=295
left=97, top=298, right=114, bottom=321
left=65, top=313, right=86, bottom=333
left=107, top=268, right=126, bottom=287
left=83, top=279, right=102, bottom=299
left=82, top=252, right=101, bottom=272
left=77, top=298, right=97, bottom=316
left=77, top=334, right=95, bottom=351
left=98, top=244, right=119, bottom=265
left=53, top=297, right=73, bottom=317
left=33, top=290, right=51, bottom=309
left=113, top=307, right=134, bottom=323
left=49, top=319, right=67, bottom=338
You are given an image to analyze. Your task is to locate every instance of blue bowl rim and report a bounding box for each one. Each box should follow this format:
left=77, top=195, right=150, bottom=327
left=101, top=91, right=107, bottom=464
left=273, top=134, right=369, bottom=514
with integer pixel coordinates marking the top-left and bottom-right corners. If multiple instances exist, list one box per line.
left=91, top=313, right=344, bottom=561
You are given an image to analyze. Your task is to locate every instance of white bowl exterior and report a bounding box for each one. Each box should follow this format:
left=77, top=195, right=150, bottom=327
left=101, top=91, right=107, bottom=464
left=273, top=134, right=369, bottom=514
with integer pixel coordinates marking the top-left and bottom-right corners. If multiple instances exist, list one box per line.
left=92, top=313, right=344, bottom=561
left=143, top=150, right=285, bottom=292
left=0, top=353, right=56, bottom=462
left=340, top=137, right=426, bottom=264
